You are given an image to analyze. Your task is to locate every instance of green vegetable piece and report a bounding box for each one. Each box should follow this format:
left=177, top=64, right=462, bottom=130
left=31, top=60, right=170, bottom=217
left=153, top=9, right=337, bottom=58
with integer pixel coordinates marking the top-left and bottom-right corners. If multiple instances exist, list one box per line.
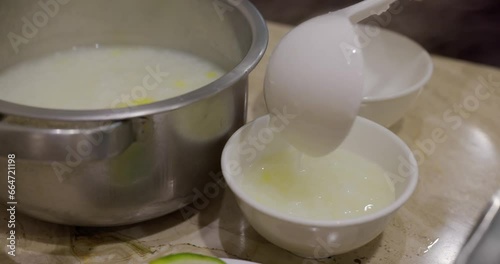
left=150, top=253, right=226, bottom=264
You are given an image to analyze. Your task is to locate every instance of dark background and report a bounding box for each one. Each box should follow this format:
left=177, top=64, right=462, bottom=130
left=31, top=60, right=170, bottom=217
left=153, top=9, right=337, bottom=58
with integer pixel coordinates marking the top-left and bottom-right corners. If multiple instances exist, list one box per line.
left=250, top=0, right=500, bottom=67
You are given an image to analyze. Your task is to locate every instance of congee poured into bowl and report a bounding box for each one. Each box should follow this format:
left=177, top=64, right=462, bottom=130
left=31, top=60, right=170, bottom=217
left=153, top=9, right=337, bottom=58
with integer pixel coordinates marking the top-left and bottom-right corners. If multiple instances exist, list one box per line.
left=0, top=46, right=226, bottom=109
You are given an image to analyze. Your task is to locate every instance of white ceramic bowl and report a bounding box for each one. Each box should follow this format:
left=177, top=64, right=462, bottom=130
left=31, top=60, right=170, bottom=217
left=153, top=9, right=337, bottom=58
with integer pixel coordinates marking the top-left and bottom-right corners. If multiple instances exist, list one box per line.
left=359, top=25, right=433, bottom=127
left=221, top=115, right=418, bottom=258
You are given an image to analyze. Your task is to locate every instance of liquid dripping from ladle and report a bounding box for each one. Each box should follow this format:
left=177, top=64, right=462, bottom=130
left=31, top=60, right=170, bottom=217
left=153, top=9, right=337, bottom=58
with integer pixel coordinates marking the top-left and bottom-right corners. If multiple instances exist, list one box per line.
left=296, top=152, right=304, bottom=173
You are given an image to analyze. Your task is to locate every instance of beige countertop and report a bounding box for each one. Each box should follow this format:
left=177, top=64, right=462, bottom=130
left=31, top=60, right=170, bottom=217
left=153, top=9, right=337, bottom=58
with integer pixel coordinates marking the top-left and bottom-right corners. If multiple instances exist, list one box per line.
left=2, top=22, right=500, bottom=264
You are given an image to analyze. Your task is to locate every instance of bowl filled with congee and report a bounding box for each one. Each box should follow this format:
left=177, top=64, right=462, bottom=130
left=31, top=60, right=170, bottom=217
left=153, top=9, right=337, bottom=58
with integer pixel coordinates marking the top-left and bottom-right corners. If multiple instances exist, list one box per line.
left=0, top=0, right=267, bottom=226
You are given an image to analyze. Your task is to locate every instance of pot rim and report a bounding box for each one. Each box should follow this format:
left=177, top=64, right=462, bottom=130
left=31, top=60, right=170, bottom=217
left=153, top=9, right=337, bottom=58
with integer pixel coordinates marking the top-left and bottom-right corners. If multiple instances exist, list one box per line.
left=0, top=0, right=268, bottom=121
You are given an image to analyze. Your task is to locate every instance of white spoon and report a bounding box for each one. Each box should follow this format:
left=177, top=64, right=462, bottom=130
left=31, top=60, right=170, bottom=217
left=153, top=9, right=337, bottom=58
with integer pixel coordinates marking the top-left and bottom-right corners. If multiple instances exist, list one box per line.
left=264, top=0, right=396, bottom=157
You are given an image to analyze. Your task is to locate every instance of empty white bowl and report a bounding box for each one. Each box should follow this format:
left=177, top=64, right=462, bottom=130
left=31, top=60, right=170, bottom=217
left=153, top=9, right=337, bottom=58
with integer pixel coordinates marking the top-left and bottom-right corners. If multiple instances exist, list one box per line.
left=358, top=25, right=433, bottom=127
left=221, top=115, right=418, bottom=258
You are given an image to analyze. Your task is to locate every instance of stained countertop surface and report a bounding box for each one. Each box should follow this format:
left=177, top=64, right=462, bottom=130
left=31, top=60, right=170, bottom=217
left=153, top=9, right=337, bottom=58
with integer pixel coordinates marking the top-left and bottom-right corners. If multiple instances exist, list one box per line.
left=1, top=22, right=500, bottom=264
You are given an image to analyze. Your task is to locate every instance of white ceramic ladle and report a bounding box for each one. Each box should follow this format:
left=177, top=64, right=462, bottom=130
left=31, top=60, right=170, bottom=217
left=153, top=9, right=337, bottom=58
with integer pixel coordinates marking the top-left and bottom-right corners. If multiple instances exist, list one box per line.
left=264, top=0, right=396, bottom=157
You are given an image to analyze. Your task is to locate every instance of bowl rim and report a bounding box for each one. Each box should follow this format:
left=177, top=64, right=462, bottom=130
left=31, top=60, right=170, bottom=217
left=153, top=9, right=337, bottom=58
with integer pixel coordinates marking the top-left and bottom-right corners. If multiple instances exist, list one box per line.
left=0, top=0, right=268, bottom=121
left=221, top=114, right=419, bottom=227
left=361, top=26, right=434, bottom=103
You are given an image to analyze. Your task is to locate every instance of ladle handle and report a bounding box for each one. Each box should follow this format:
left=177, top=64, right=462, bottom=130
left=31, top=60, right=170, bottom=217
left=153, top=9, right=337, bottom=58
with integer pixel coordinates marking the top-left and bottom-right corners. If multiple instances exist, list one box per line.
left=341, top=0, right=397, bottom=24
left=0, top=119, right=135, bottom=161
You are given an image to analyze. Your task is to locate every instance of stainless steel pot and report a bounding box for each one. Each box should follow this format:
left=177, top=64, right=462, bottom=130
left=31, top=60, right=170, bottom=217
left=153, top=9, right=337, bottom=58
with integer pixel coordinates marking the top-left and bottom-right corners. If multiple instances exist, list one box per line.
left=0, top=0, right=267, bottom=226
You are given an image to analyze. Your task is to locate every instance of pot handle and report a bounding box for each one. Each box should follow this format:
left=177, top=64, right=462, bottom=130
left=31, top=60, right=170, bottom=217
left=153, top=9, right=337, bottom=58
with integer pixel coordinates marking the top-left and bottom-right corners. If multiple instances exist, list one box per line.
left=0, top=120, right=135, bottom=161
